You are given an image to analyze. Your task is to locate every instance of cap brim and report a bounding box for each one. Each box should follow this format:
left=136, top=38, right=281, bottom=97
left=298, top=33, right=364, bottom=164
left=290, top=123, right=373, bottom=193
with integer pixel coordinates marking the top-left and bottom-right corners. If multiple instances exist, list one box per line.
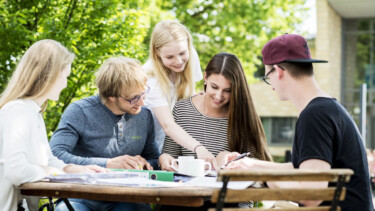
left=284, top=59, right=328, bottom=63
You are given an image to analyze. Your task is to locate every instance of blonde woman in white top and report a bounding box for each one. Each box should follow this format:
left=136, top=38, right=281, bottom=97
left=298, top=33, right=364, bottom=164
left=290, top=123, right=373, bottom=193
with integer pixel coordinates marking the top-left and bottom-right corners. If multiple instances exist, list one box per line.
left=143, top=20, right=217, bottom=168
left=0, top=39, right=105, bottom=211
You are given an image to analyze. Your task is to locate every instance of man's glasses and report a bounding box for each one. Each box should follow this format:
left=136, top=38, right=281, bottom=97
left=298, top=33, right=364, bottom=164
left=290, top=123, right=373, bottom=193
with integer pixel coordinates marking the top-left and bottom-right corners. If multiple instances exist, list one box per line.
left=119, top=85, right=150, bottom=104
left=262, top=65, right=284, bottom=85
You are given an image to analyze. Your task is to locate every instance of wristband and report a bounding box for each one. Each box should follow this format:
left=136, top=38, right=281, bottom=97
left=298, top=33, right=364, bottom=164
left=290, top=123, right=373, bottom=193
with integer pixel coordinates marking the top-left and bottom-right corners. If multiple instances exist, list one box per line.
left=194, top=144, right=204, bottom=153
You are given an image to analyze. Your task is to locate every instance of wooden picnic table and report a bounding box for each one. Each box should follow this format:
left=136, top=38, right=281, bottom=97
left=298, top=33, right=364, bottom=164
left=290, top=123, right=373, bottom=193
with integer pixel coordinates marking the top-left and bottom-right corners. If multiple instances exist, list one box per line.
left=18, top=181, right=215, bottom=207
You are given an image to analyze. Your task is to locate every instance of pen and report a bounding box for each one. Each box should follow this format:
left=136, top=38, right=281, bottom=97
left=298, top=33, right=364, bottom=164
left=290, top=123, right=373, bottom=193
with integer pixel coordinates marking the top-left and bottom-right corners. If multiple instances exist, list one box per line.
left=221, top=152, right=251, bottom=168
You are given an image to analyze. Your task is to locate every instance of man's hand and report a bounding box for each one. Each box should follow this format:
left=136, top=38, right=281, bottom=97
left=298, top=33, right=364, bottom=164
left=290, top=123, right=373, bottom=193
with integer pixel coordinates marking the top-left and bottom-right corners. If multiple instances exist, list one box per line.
left=195, top=146, right=219, bottom=170
left=216, top=151, right=240, bottom=168
left=158, top=153, right=175, bottom=171
left=225, top=157, right=257, bottom=169
left=107, top=155, right=153, bottom=170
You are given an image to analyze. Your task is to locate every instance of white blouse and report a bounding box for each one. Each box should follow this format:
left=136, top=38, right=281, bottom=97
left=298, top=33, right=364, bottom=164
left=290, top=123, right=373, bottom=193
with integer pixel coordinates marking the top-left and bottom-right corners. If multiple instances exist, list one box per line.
left=0, top=99, right=66, bottom=211
left=143, top=47, right=203, bottom=153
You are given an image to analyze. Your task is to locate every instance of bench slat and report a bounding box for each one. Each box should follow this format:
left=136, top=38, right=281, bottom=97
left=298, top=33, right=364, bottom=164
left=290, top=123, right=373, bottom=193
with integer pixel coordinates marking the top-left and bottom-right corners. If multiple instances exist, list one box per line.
left=211, top=188, right=346, bottom=202
left=208, top=206, right=340, bottom=211
left=217, top=169, right=353, bottom=182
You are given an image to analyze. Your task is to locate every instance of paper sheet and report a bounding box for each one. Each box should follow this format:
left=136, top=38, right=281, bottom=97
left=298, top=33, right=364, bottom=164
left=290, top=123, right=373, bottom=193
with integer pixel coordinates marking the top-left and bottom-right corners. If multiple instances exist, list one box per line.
left=183, top=176, right=255, bottom=189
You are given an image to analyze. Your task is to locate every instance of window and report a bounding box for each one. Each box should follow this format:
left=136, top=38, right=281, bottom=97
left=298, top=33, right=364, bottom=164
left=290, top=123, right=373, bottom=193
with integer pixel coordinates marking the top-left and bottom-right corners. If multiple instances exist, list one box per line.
left=261, top=117, right=297, bottom=146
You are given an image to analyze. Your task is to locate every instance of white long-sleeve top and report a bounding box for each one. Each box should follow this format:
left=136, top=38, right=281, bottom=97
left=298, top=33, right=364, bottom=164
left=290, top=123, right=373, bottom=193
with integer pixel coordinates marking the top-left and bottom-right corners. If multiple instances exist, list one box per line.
left=0, top=99, right=66, bottom=211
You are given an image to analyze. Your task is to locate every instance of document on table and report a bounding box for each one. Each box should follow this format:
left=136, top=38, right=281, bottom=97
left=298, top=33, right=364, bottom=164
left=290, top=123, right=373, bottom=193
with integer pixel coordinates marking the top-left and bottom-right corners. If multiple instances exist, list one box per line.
left=183, top=177, right=255, bottom=190
left=46, top=171, right=149, bottom=184
left=95, top=177, right=182, bottom=187
left=45, top=172, right=254, bottom=189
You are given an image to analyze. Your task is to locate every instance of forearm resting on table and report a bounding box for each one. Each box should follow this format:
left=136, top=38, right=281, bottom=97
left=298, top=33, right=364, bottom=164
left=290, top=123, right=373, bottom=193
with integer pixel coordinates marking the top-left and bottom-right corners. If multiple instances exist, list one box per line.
left=268, top=159, right=331, bottom=207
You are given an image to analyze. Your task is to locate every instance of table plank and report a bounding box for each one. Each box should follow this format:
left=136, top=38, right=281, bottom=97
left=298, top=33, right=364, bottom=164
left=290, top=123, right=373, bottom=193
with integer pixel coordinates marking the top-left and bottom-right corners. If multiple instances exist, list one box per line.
left=18, top=182, right=214, bottom=207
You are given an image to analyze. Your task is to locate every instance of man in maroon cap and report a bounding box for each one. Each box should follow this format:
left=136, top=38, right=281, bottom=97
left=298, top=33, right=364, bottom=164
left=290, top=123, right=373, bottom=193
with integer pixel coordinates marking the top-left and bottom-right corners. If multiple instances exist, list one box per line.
left=226, top=34, right=373, bottom=211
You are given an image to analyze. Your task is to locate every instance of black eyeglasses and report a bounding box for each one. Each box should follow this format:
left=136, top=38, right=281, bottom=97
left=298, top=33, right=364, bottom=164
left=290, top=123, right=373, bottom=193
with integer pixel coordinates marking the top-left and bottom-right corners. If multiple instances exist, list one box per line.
left=262, top=65, right=284, bottom=85
left=119, top=85, right=150, bottom=104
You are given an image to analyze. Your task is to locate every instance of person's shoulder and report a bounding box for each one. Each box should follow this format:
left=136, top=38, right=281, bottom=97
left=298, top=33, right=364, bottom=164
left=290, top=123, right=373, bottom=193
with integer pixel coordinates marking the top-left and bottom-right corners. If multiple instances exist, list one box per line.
left=70, top=95, right=102, bottom=109
left=142, top=59, right=153, bottom=70
left=0, top=99, right=38, bottom=122
left=1, top=99, right=37, bottom=114
left=146, top=75, right=159, bottom=86
left=300, top=97, right=340, bottom=119
left=175, top=97, right=191, bottom=107
left=140, top=106, right=152, bottom=115
left=304, top=97, right=337, bottom=112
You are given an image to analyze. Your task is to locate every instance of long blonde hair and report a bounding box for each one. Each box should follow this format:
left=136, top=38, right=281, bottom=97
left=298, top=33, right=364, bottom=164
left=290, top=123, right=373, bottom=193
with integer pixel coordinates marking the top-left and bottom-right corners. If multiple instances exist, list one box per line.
left=0, top=39, right=75, bottom=111
left=147, top=20, right=195, bottom=105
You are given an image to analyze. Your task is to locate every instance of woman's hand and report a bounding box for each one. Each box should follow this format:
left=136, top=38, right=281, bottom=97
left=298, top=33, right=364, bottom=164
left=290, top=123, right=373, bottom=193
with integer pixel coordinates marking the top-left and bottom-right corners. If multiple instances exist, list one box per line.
left=41, top=166, right=65, bottom=175
left=195, top=146, right=219, bottom=170
left=216, top=151, right=240, bottom=168
left=158, top=153, right=175, bottom=171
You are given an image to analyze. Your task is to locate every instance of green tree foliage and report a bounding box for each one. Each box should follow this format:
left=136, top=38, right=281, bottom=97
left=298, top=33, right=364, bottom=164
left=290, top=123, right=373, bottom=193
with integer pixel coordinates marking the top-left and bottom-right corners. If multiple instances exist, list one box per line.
left=157, top=0, right=307, bottom=84
left=0, top=0, right=307, bottom=136
left=0, top=0, right=152, bottom=136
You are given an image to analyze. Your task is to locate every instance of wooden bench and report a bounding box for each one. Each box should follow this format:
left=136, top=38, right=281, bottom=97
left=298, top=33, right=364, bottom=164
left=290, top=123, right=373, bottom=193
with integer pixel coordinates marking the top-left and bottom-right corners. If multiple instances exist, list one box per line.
left=209, top=169, right=354, bottom=211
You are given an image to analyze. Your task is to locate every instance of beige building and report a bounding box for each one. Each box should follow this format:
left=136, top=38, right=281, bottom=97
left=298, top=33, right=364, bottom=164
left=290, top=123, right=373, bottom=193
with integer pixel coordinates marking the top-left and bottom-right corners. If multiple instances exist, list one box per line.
left=252, top=0, right=375, bottom=157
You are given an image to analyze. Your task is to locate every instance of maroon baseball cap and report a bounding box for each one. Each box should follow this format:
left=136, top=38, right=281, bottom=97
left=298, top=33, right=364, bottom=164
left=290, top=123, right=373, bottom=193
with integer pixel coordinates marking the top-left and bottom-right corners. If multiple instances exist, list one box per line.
left=262, top=33, right=328, bottom=65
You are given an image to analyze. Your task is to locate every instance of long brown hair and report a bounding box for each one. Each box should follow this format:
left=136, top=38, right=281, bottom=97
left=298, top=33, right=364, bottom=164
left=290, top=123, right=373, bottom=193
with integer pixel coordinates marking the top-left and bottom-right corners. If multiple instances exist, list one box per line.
left=204, top=52, right=272, bottom=161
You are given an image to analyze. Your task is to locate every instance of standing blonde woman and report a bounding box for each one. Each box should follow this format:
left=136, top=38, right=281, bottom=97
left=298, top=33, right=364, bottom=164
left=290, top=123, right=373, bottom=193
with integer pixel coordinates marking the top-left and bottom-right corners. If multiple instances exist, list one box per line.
left=0, top=39, right=105, bottom=211
left=143, top=20, right=217, bottom=167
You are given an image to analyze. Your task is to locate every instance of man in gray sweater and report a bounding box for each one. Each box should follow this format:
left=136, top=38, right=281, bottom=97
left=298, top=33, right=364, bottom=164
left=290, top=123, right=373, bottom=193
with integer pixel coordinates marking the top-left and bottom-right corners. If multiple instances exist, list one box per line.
left=50, top=57, right=158, bottom=211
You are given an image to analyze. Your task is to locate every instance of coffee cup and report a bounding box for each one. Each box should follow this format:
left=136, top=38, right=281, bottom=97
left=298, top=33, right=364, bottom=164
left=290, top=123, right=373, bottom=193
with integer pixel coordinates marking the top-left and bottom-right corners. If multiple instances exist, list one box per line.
left=171, top=156, right=194, bottom=175
left=187, top=159, right=211, bottom=177
left=171, top=157, right=211, bottom=177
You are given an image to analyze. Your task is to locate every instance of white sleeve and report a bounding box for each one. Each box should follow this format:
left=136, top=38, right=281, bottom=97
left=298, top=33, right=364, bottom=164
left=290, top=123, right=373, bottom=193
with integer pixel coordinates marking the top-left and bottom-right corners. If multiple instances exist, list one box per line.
left=191, top=47, right=203, bottom=82
left=2, top=106, right=46, bottom=186
left=145, top=77, right=169, bottom=108
left=47, top=149, right=67, bottom=170
left=43, top=121, right=66, bottom=170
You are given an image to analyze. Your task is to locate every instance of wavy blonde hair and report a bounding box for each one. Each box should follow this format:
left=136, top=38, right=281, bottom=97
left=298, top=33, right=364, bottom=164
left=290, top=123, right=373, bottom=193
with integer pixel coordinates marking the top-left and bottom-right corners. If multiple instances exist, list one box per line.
left=146, top=20, right=195, bottom=105
left=0, top=39, right=75, bottom=112
left=96, top=57, right=147, bottom=104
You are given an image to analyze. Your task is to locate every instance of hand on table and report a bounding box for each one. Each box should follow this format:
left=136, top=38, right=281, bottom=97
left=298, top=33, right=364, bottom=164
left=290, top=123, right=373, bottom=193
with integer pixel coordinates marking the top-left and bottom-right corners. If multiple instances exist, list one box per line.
left=63, top=164, right=109, bottom=173
left=107, top=155, right=153, bottom=170
left=41, top=166, right=64, bottom=175
left=158, top=153, right=175, bottom=171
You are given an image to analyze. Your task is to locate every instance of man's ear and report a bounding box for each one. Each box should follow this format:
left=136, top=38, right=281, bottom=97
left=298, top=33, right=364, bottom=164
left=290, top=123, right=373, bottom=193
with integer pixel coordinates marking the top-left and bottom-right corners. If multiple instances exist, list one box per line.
left=275, top=65, right=284, bottom=79
left=107, top=96, right=116, bottom=103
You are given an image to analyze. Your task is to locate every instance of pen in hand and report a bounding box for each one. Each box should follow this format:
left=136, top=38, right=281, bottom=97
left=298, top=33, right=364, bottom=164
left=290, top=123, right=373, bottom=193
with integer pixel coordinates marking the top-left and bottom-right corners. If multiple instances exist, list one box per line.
left=221, top=152, right=251, bottom=169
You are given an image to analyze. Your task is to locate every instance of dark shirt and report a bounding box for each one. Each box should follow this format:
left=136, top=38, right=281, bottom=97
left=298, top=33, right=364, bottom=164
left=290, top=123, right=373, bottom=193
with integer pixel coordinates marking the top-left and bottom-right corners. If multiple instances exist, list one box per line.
left=292, top=97, right=373, bottom=211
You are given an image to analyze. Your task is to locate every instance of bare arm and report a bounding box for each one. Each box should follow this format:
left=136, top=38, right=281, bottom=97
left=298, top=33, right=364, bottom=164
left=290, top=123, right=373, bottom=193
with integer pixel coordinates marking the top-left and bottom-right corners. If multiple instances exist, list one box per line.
left=227, top=158, right=330, bottom=206
left=268, top=159, right=330, bottom=207
left=152, top=106, right=218, bottom=169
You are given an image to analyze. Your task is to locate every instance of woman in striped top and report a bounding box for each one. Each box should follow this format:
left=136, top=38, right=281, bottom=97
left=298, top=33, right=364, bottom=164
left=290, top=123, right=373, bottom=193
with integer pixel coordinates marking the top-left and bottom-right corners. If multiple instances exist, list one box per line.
left=159, top=52, right=272, bottom=171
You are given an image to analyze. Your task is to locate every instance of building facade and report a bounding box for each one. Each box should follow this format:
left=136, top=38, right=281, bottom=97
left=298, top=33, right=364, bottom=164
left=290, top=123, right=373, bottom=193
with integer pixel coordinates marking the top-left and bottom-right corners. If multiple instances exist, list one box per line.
left=252, top=0, right=375, bottom=156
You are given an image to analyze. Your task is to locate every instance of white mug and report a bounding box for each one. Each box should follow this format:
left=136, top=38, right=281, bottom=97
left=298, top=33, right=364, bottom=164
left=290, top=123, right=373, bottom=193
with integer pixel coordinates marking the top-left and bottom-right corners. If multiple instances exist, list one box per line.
left=171, top=156, right=194, bottom=175
left=188, top=159, right=212, bottom=177
left=171, top=157, right=211, bottom=177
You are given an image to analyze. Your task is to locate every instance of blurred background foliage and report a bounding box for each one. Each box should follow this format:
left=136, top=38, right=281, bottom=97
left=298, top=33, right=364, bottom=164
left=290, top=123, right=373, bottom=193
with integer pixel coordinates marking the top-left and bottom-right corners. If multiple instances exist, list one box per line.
left=0, top=0, right=307, bottom=137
